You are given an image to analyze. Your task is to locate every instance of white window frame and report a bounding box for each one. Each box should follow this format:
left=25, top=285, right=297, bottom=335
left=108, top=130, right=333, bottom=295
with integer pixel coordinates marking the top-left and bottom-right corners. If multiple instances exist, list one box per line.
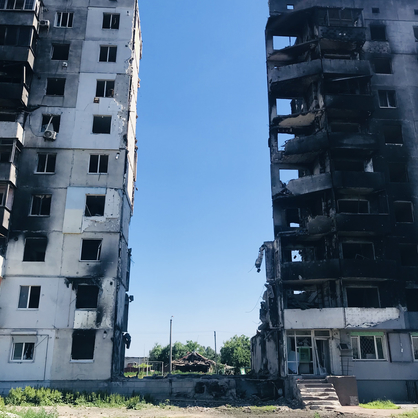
left=18, top=285, right=41, bottom=309
left=95, top=79, right=115, bottom=98
left=11, top=341, right=35, bottom=362
left=99, top=45, right=117, bottom=63
left=88, top=154, right=109, bottom=174
left=55, top=12, right=73, bottom=28
left=411, top=335, right=418, bottom=361
left=351, top=334, right=386, bottom=360
left=36, top=153, right=56, bottom=174
left=30, top=194, right=51, bottom=216
left=0, top=0, right=35, bottom=10
left=102, top=13, right=120, bottom=29
left=378, top=90, right=397, bottom=108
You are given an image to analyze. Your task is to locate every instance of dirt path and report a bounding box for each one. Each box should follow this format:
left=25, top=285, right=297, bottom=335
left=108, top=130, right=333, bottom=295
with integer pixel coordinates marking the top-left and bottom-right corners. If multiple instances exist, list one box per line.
left=19, top=404, right=414, bottom=418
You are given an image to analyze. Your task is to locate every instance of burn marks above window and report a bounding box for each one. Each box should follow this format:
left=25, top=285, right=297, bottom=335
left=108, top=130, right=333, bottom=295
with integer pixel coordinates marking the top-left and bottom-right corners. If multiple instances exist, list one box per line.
left=383, top=124, right=403, bottom=145
left=76, top=285, right=99, bottom=309
left=89, top=154, right=108, bottom=174
left=372, top=58, right=392, bottom=74
left=18, top=285, right=40, bottom=309
left=71, top=330, right=95, bottom=360
left=80, top=239, right=102, bottom=261
left=30, top=194, right=51, bottom=216
left=36, top=153, right=56, bottom=174
left=51, top=43, right=70, bottom=60
left=41, top=115, right=60, bottom=133
left=85, top=195, right=105, bottom=217
left=23, top=237, right=47, bottom=262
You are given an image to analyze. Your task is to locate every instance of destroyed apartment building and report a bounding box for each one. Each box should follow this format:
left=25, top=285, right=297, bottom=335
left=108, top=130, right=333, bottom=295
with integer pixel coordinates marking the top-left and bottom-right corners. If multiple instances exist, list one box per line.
left=252, top=0, right=418, bottom=402
left=0, top=0, right=141, bottom=383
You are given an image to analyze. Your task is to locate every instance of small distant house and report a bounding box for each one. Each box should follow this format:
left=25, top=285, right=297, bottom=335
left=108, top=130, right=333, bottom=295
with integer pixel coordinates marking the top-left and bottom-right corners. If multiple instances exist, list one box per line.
left=172, top=352, right=215, bottom=373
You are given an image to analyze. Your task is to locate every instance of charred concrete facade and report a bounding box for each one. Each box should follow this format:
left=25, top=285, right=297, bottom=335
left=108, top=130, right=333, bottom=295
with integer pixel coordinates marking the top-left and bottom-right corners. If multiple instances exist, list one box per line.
left=252, top=0, right=418, bottom=401
left=0, top=0, right=141, bottom=381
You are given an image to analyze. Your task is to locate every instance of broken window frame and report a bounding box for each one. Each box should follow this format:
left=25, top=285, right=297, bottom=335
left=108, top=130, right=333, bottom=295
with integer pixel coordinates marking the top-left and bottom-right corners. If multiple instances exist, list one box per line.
left=80, top=239, right=102, bottom=261
left=394, top=201, right=414, bottom=223
left=51, top=43, right=70, bottom=60
left=92, top=115, right=111, bottom=134
left=325, top=8, right=363, bottom=27
left=346, top=286, right=381, bottom=308
left=351, top=334, right=386, bottom=360
left=46, top=78, right=66, bottom=96
left=0, top=139, right=19, bottom=164
left=88, top=154, right=108, bottom=174
left=0, top=25, right=32, bottom=47
left=372, top=57, right=392, bottom=74
left=55, top=12, right=73, bottom=28
left=18, top=285, right=41, bottom=309
left=11, top=341, right=35, bottom=361
left=36, top=153, right=56, bottom=174
left=370, top=25, right=387, bottom=41
left=95, top=80, right=115, bottom=98
left=337, top=199, right=370, bottom=214
left=30, top=194, right=51, bottom=216
left=341, top=242, right=375, bottom=260
left=75, top=285, right=99, bottom=309
left=71, top=330, right=96, bottom=361
left=102, top=13, right=120, bottom=29
left=412, top=335, right=418, bottom=361
left=84, top=195, right=106, bottom=217
left=23, top=237, right=47, bottom=262
left=378, top=90, right=396, bottom=108
left=99, top=45, right=117, bottom=63
left=41, top=115, right=60, bottom=133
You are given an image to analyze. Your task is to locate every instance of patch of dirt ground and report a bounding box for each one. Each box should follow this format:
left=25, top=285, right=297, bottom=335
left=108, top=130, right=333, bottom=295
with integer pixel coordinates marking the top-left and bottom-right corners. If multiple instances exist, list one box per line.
left=12, top=404, right=416, bottom=418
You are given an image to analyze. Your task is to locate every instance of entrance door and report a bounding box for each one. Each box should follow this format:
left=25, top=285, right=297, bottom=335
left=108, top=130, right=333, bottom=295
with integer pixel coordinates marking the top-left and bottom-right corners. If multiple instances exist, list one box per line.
left=314, top=338, right=331, bottom=375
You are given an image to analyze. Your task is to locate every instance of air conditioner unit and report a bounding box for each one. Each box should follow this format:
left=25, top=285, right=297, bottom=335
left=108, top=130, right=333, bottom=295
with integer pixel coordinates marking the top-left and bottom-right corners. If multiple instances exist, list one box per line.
left=39, top=20, right=50, bottom=28
left=43, top=130, right=57, bottom=140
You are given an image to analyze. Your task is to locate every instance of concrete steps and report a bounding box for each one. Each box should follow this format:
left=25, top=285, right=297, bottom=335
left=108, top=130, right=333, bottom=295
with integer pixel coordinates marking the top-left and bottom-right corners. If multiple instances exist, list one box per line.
left=296, top=379, right=342, bottom=410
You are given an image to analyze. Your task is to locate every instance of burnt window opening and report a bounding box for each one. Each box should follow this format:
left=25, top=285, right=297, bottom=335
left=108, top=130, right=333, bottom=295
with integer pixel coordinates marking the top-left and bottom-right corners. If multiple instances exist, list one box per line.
left=89, top=154, right=108, bottom=174
left=400, top=244, right=418, bottom=266
left=51, top=43, right=70, bottom=60
left=0, top=139, right=18, bottom=164
left=333, top=159, right=369, bottom=172
left=71, top=330, right=95, bottom=360
left=414, top=27, right=418, bottom=42
left=0, top=113, right=15, bottom=122
left=96, top=80, right=114, bottom=98
left=0, top=184, right=13, bottom=209
left=85, top=195, right=105, bottom=217
left=372, top=8, right=380, bottom=13
left=389, top=163, right=408, bottom=183
left=0, top=26, right=32, bottom=47
left=338, top=199, right=369, bottom=214
left=372, top=58, right=392, bottom=74
left=324, top=8, right=363, bottom=27
left=102, top=13, right=120, bottom=29
left=415, top=10, right=418, bottom=16
left=329, top=122, right=360, bottom=133
left=342, top=242, right=374, bottom=260
left=406, top=289, right=418, bottom=311
left=36, top=153, right=56, bottom=173
left=23, top=237, right=47, bottom=262
left=394, top=201, right=414, bottom=223
left=76, top=285, right=99, bottom=309
left=383, top=125, right=403, bottom=145
left=99, top=46, right=117, bottom=62
left=18, top=285, right=40, bottom=309
left=80, top=239, right=102, bottom=261
left=55, top=12, right=73, bottom=28
left=41, top=115, right=60, bottom=133
left=12, top=342, right=34, bottom=361
left=370, top=25, right=387, bottom=41
left=92, top=116, right=111, bottom=134
left=30, top=194, right=51, bottom=216
left=346, top=287, right=380, bottom=308
left=378, top=90, right=396, bottom=108
left=325, top=78, right=370, bottom=95
left=46, top=78, right=66, bottom=96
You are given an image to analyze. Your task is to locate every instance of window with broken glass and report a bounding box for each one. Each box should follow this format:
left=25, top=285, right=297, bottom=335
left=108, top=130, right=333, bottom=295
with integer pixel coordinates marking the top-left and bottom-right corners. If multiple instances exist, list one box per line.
left=0, top=139, right=19, bottom=164
left=85, top=195, right=105, bottom=217
left=36, top=153, right=56, bottom=173
left=378, top=90, right=396, bottom=108
left=318, top=8, right=363, bottom=27
left=11, top=342, right=34, bottom=361
left=30, top=194, right=51, bottom=216
left=23, top=237, right=47, bottom=262
left=76, top=285, right=99, bottom=309
left=80, top=239, right=102, bottom=261
left=18, top=285, right=40, bottom=309
left=0, top=25, right=32, bottom=47
left=96, top=80, right=114, bottom=98
left=351, top=334, right=385, bottom=360
left=71, top=330, right=95, bottom=360
left=0, top=183, right=13, bottom=209
left=41, top=115, right=60, bottom=133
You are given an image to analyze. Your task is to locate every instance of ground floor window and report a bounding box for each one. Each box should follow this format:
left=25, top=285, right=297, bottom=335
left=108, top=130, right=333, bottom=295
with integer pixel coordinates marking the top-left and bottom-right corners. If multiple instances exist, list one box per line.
left=11, top=341, right=35, bottom=361
left=351, top=333, right=385, bottom=360
left=71, top=330, right=96, bottom=360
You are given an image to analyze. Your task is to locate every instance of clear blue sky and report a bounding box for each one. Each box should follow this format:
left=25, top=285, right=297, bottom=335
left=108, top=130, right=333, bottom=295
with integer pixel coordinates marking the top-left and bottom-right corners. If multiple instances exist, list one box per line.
left=128, top=0, right=277, bottom=357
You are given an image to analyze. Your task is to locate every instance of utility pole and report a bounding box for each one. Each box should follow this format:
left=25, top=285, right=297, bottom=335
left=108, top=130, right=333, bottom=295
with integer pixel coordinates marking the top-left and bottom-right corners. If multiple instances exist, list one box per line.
left=214, top=331, right=217, bottom=374
left=169, top=317, right=173, bottom=374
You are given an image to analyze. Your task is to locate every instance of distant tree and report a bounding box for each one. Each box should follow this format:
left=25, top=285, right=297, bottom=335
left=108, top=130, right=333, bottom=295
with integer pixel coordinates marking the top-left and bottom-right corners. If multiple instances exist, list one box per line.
left=203, top=346, right=217, bottom=361
left=148, top=341, right=188, bottom=364
left=220, top=335, right=251, bottom=373
left=148, top=343, right=163, bottom=362
left=185, top=340, right=204, bottom=354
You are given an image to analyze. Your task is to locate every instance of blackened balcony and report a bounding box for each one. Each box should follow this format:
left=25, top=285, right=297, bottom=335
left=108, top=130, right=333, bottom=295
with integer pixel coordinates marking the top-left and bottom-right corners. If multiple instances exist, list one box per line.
left=0, top=207, right=10, bottom=237
left=324, top=94, right=374, bottom=117
left=0, top=10, right=38, bottom=28
left=340, top=259, right=396, bottom=279
left=273, top=173, right=332, bottom=199
left=0, top=46, right=35, bottom=69
left=271, top=110, right=322, bottom=135
left=335, top=214, right=391, bottom=236
left=316, top=25, right=366, bottom=45
left=333, top=171, right=385, bottom=192
left=281, top=260, right=340, bottom=282
left=0, top=164, right=17, bottom=186
left=0, top=83, right=29, bottom=107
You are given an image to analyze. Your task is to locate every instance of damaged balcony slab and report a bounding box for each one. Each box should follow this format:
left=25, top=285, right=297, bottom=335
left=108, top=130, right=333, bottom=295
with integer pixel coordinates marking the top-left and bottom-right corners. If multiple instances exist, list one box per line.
left=271, top=110, right=321, bottom=134
left=0, top=83, right=28, bottom=108
left=281, top=259, right=340, bottom=282
left=284, top=307, right=404, bottom=330
left=268, top=39, right=318, bottom=65
left=324, top=94, right=374, bottom=117
left=335, top=214, right=391, bottom=236
left=0, top=46, right=35, bottom=69
left=333, top=171, right=385, bottom=193
left=316, top=26, right=367, bottom=45
left=272, top=173, right=332, bottom=198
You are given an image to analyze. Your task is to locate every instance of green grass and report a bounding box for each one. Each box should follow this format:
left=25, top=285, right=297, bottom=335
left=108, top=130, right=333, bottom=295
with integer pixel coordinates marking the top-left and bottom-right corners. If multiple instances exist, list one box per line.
left=396, top=410, right=418, bottom=418
left=313, top=412, right=321, bottom=418
left=0, top=407, right=58, bottom=418
left=360, top=400, right=400, bottom=409
left=248, top=406, right=278, bottom=412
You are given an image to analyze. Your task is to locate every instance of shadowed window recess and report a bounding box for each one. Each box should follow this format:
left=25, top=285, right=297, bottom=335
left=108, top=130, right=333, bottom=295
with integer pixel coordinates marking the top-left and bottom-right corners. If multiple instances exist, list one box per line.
left=23, top=237, right=47, bottom=262
left=92, top=116, right=111, bottom=134
left=41, top=115, right=60, bottom=132
left=80, top=239, right=102, bottom=261
left=51, top=43, right=69, bottom=60
left=96, top=80, right=114, bottom=98
left=76, top=285, right=99, bottom=309
left=30, top=194, right=51, bottom=216
left=85, top=195, right=105, bottom=217
left=46, top=78, right=65, bottom=96
left=71, top=330, right=95, bottom=360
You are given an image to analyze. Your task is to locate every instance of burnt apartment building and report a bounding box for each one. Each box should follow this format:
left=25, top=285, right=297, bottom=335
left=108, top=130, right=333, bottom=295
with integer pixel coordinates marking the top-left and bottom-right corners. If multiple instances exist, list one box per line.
left=252, top=0, right=418, bottom=401
left=0, top=0, right=141, bottom=383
